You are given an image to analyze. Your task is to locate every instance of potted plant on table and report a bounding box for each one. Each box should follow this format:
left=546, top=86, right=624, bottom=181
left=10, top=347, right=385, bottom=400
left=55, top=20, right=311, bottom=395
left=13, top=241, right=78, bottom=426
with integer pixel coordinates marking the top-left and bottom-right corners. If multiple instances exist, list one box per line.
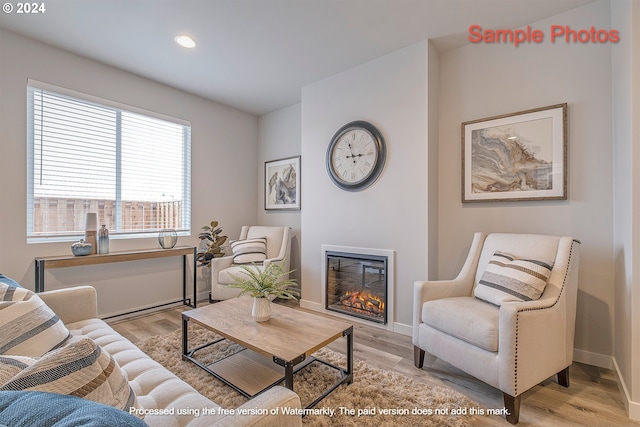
left=228, top=261, right=299, bottom=322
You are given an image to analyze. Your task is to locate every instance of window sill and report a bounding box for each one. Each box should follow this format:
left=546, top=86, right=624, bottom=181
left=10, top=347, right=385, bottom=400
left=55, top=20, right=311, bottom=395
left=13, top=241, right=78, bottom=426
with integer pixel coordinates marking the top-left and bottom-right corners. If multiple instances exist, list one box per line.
left=27, top=230, right=190, bottom=244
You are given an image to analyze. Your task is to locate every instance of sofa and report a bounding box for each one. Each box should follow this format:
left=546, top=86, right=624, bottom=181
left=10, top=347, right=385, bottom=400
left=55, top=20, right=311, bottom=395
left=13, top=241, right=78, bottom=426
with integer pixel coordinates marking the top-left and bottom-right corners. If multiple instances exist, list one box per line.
left=1, top=283, right=302, bottom=427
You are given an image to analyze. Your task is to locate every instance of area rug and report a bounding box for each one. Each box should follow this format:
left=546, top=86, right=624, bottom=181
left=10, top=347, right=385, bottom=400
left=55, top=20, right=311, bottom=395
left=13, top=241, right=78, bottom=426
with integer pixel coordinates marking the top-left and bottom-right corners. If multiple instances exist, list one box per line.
left=137, top=325, right=478, bottom=426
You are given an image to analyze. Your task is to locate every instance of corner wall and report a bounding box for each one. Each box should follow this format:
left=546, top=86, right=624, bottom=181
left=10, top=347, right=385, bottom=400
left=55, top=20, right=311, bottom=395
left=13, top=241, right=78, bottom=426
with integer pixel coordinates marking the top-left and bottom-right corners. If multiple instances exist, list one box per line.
left=612, top=0, right=640, bottom=419
left=437, top=1, right=614, bottom=362
left=300, top=40, right=431, bottom=331
left=257, top=104, right=302, bottom=285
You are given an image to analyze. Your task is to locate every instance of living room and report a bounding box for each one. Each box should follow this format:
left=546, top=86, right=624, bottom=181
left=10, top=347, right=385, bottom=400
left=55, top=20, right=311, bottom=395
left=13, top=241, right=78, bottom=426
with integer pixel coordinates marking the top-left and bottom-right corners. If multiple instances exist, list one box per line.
left=1, top=0, right=638, bottom=425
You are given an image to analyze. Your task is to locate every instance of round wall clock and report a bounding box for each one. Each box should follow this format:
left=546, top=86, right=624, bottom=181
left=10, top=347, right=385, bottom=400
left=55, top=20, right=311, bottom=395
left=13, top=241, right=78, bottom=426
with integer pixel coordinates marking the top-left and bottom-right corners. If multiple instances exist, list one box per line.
left=326, top=120, right=386, bottom=191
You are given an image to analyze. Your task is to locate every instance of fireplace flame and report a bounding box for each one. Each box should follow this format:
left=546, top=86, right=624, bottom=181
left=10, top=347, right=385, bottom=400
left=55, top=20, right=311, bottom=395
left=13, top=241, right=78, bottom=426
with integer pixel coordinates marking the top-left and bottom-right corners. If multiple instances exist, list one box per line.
left=339, top=290, right=385, bottom=315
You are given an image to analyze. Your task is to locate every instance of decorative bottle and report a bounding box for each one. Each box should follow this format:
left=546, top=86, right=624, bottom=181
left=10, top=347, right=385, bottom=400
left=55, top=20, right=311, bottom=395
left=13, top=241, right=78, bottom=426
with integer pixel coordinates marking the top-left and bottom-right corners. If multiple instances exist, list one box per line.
left=98, top=225, right=109, bottom=254
left=85, top=213, right=97, bottom=255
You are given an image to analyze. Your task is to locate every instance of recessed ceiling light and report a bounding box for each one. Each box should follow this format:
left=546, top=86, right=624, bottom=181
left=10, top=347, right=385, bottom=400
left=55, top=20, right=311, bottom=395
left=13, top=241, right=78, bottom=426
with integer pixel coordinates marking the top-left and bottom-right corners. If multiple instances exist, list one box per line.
left=175, top=35, right=196, bottom=49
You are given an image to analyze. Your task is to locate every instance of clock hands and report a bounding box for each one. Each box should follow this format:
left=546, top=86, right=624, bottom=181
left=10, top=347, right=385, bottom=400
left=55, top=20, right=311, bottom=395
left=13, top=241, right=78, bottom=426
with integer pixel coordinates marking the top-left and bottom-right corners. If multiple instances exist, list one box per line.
left=347, top=143, right=358, bottom=164
left=346, top=143, right=364, bottom=163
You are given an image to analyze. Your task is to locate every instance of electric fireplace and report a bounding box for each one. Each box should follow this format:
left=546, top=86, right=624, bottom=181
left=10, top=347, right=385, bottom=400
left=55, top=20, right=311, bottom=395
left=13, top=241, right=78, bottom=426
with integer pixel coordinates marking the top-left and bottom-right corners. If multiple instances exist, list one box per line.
left=325, top=251, right=388, bottom=324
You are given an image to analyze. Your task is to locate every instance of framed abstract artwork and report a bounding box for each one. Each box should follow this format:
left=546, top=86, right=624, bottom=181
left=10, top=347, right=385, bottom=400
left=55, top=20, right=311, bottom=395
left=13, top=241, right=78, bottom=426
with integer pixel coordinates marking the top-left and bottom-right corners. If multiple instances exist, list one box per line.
left=265, top=155, right=301, bottom=210
left=462, top=103, right=567, bottom=203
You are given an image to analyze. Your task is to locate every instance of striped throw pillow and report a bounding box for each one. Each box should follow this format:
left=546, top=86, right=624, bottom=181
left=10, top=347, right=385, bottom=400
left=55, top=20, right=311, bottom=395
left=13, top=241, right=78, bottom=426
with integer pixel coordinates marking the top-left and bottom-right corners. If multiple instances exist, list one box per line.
left=0, top=336, right=139, bottom=413
left=0, top=284, right=70, bottom=357
left=0, top=355, right=32, bottom=385
left=474, top=251, right=554, bottom=306
left=231, top=237, right=267, bottom=264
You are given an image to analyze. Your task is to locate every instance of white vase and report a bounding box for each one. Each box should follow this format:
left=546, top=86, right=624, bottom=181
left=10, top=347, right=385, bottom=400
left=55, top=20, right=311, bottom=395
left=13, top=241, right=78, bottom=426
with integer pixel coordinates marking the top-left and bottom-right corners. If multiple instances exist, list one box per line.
left=252, top=297, right=271, bottom=322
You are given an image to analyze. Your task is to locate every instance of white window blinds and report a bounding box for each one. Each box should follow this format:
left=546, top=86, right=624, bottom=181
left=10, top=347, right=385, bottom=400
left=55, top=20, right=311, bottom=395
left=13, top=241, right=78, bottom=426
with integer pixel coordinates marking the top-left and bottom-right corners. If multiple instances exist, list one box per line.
left=27, top=80, right=191, bottom=241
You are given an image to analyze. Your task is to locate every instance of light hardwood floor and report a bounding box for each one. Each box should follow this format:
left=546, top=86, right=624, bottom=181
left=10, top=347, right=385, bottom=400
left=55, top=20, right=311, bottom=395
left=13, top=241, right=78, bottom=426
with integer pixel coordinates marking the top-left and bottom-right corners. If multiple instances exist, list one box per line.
left=110, top=300, right=638, bottom=427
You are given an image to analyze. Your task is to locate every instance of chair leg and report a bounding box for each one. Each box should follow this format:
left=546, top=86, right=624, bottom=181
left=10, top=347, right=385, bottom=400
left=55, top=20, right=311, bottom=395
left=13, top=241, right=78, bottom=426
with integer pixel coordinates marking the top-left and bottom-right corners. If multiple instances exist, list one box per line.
left=413, top=346, right=425, bottom=368
left=503, top=393, right=521, bottom=424
left=557, top=366, right=570, bottom=388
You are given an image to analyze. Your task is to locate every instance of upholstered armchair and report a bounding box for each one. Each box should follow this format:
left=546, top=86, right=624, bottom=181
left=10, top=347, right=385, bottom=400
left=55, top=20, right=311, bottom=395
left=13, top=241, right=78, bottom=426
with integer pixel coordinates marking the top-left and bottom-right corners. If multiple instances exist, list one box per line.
left=209, top=226, right=292, bottom=301
left=413, top=232, right=580, bottom=424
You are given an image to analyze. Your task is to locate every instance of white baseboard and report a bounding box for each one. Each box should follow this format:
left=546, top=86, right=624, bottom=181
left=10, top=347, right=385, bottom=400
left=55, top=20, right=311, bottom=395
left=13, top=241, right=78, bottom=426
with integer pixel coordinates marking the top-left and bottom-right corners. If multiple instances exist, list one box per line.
left=393, top=322, right=412, bottom=337
left=101, top=297, right=187, bottom=321
left=613, top=357, right=640, bottom=421
left=630, top=399, right=640, bottom=421
left=573, top=348, right=614, bottom=369
left=101, top=291, right=210, bottom=321
left=196, top=290, right=210, bottom=303
left=299, top=298, right=322, bottom=311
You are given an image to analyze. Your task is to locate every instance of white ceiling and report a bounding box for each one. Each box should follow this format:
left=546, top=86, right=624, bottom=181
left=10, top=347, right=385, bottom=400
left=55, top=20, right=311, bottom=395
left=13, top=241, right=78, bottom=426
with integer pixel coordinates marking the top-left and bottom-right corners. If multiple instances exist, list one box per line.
left=1, top=0, right=594, bottom=115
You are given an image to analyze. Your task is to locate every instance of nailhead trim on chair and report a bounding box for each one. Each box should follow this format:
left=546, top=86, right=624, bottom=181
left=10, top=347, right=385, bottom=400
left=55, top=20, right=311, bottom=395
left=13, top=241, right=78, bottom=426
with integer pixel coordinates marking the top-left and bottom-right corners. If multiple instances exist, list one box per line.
left=514, top=322, right=518, bottom=393
left=512, top=239, right=580, bottom=397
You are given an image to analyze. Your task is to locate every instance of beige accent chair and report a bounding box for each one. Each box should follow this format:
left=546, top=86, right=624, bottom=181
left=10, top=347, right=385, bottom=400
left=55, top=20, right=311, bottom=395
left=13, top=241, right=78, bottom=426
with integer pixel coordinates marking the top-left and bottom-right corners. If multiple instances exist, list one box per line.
left=413, top=232, right=580, bottom=424
left=210, top=226, right=292, bottom=301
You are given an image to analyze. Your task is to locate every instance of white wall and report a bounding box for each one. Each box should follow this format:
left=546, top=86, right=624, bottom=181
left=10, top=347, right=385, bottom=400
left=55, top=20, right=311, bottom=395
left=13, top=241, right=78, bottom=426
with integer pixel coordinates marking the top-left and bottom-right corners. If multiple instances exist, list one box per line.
left=438, top=1, right=614, bottom=362
left=257, top=104, right=302, bottom=284
left=300, top=41, right=431, bottom=331
left=612, top=0, right=640, bottom=418
left=0, top=30, right=259, bottom=315
left=427, top=42, right=440, bottom=280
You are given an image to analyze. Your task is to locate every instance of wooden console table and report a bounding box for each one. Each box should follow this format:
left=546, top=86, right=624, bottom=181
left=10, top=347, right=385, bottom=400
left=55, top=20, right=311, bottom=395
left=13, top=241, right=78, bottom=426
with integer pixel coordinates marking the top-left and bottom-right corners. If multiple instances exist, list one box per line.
left=35, top=246, right=197, bottom=318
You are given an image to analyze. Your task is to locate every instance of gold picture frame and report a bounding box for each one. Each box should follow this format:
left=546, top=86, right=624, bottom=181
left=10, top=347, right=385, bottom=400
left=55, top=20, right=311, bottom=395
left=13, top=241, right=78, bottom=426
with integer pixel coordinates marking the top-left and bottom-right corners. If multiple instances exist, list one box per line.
left=462, top=103, right=567, bottom=203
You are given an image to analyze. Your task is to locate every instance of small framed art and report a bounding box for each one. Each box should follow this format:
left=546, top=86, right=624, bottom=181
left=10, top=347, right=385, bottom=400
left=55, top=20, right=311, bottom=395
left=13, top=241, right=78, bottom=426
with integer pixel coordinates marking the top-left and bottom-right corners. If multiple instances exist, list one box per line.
left=462, top=103, right=567, bottom=203
left=265, top=155, right=301, bottom=210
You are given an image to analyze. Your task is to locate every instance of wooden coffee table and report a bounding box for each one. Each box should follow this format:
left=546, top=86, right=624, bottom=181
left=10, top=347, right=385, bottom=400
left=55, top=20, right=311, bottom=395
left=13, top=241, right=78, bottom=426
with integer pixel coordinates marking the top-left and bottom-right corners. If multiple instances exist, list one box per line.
left=181, top=298, right=353, bottom=408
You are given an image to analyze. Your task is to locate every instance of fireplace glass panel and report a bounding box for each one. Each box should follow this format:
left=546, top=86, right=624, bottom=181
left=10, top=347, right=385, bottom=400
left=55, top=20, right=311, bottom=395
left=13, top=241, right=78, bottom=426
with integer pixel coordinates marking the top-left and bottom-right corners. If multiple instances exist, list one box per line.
left=325, top=252, right=387, bottom=324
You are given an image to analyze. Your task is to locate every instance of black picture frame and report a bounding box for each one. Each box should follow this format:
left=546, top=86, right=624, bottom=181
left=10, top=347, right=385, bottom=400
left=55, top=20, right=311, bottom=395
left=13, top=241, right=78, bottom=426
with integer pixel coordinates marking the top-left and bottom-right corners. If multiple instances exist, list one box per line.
left=265, top=155, right=301, bottom=210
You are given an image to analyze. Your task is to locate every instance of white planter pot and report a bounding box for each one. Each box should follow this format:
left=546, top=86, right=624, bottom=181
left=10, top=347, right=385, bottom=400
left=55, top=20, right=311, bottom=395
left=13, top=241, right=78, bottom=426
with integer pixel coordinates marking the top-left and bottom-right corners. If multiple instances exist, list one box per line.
left=252, top=297, right=271, bottom=322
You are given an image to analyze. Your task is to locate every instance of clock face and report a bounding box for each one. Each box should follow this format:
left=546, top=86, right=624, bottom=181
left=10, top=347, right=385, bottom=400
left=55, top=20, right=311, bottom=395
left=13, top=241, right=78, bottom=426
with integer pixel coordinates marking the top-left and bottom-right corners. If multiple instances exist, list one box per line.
left=326, top=121, right=386, bottom=191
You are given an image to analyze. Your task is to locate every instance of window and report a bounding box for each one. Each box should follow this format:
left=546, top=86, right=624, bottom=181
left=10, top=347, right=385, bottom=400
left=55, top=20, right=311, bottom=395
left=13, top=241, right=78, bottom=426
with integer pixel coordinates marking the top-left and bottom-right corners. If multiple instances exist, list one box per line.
left=27, top=80, right=191, bottom=242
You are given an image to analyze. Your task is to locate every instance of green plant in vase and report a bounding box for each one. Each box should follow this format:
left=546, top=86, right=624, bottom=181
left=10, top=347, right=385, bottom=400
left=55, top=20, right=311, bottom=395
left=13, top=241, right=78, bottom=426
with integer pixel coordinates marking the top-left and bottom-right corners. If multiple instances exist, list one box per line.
left=196, top=220, right=228, bottom=267
left=229, top=261, right=299, bottom=321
